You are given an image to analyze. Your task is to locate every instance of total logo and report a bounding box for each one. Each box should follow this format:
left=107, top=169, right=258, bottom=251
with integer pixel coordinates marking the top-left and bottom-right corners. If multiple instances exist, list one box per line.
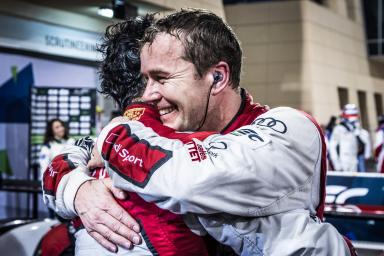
left=113, top=143, right=144, bottom=167
left=325, top=185, right=368, bottom=204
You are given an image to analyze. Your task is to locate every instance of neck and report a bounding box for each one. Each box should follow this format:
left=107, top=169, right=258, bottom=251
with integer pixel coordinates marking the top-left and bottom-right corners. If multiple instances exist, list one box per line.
left=202, top=88, right=242, bottom=131
left=54, top=136, right=63, bottom=142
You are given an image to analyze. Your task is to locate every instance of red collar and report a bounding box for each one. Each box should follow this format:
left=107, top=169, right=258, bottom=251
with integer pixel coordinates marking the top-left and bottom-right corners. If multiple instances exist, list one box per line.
left=220, top=89, right=268, bottom=134
left=123, top=89, right=268, bottom=135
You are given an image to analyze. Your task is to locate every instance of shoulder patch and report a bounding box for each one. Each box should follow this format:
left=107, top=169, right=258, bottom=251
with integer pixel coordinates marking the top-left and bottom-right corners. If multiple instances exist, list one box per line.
left=102, top=125, right=172, bottom=188
left=124, top=108, right=145, bottom=121
left=252, top=117, right=287, bottom=134
left=231, top=127, right=270, bottom=149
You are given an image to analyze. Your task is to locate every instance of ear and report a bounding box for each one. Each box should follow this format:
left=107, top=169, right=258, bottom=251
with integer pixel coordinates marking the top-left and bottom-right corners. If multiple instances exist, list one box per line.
left=210, top=61, right=230, bottom=96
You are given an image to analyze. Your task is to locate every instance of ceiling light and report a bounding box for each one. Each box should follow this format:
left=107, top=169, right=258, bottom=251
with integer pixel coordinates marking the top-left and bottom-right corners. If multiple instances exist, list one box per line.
left=98, top=7, right=114, bottom=18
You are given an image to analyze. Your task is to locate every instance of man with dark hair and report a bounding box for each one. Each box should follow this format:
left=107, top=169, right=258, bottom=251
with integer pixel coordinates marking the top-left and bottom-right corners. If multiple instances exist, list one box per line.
left=45, top=9, right=354, bottom=255
left=98, top=15, right=150, bottom=110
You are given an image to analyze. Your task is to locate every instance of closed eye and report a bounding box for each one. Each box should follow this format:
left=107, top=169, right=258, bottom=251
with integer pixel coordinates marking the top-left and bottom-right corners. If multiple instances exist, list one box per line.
left=152, top=75, right=168, bottom=84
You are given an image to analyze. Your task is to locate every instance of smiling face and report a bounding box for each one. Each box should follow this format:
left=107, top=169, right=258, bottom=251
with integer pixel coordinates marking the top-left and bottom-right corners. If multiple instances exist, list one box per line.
left=140, top=33, right=213, bottom=131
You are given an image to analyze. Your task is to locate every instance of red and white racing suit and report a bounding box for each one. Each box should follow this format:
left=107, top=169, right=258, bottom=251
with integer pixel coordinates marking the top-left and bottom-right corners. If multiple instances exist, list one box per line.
left=42, top=107, right=218, bottom=255
left=43, top=89, right=353, bottom=255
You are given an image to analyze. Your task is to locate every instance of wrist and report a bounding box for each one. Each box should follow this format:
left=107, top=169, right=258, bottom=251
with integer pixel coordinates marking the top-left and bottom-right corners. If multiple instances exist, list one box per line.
left=74, top=179, right=92, bottom=215
left=61, top=169, right=94, bottom=217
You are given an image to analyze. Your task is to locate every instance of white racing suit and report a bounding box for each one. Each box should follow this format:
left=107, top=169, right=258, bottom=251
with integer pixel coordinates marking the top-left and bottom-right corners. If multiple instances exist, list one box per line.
left=43, top=90, right=353, bottom=255
left=95, top=106, right=352, bottom=254
left=42, top=111, right=213, bottom=255
left=329, top=121, right=369, bottom=172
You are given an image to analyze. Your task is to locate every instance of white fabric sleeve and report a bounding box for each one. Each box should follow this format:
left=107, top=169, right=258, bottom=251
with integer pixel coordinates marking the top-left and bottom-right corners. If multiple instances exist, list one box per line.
left=97, top=107, right=322, bottom=217
left=42, top=144, right=94, bottom=219
left=362, top=130, right=372, bottom=159
left=39, top=145, right=51, bottom=179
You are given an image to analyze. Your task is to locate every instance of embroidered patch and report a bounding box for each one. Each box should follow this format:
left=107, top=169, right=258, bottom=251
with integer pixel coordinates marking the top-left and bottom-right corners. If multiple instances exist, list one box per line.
left=124, top=108, right=145, bottom=121
left=230, top=126, right=270, bottom=150
left=186, top=140, right=207, bottom=162
left=42, top=154, right=76, bottom=196
left=102, top=125, right=172, bottom=188
left=252, top=117, right=287, bottom=134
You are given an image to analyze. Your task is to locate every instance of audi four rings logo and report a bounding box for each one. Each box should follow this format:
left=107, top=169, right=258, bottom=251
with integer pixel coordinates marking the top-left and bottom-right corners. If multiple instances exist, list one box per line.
left=253, top=117, right=287, bottom=134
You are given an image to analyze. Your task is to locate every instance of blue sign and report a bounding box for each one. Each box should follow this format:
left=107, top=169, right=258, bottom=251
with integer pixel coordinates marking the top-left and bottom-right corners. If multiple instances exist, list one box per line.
left=325, top=172, right=384, bottom=242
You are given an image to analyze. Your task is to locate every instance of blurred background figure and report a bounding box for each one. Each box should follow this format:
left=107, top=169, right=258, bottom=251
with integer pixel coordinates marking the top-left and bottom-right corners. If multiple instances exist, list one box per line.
left=38, top=119, right=74, bottom=179
left=374, top=115, right=384, bottom=173
left=324, top=116, right=337, bottom=170
left=329, top=104, right=371, bottom=172
left=325, top=116, right=337, bottom=141
left=356, top=120, right=371, bottom=172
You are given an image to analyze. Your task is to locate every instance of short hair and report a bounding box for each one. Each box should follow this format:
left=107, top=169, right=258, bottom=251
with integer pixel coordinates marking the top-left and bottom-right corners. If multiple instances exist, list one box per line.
left=43, top=119, right=69, bottom=145
left=141, top=9, right=242, bottom=88
left=98, top=14, right=154, bottom=111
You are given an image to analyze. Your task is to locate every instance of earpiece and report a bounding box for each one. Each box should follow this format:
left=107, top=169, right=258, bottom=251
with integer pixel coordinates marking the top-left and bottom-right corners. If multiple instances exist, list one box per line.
left=213, top=72, right=223, bottom=84
left=197, top=71, right=222, bottom=130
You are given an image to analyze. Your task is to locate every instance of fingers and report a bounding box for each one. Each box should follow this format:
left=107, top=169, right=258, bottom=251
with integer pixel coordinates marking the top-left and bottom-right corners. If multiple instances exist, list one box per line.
left=76, top=179, right=142, bottom=251
left=106, top=201, right=141, bottom=235
left=102, top=178, right=128, bottom=200
left=88, top=229, right=118, bottom=253
left=89, top=223, right=133, bottom=251
left=82, top=207, right=141, bottom=249
left=112, top=188, right=128, bottom=200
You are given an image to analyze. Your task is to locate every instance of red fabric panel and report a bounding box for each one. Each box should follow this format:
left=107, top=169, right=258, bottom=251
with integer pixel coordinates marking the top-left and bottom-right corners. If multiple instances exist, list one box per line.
left=118, top=193, right=209, bottom=255
left=124, top=103, right=215, bottom=142
left=101, top=125, right=171, bottom=187
left=301, top=111, right=327, bottom=220
left=41, top=223, right=72, bottom=256
left=42, top=154, right=76, bottom=196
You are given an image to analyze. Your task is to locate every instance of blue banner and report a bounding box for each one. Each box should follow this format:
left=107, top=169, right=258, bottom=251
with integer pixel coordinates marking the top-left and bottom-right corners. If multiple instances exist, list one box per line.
left=325, top=172, right=384, bottom=242
left=0, top=64, right=33, bottom=123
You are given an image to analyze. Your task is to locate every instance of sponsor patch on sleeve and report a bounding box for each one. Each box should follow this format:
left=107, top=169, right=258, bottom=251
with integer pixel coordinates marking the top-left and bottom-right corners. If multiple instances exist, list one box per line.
left=42, top=154, right=76, bottom=196
left=102, top=125, right=172, bottom=188
left=123, top=108, right=145, bottom=121
left=186, top=140, right=207, bottom=162
left=230, top=127, right=270, bottom=149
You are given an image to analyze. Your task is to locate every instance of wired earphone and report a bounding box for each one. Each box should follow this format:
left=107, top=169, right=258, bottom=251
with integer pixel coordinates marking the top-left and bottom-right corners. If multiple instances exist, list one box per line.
left=195, top=71, right=223, bottom=131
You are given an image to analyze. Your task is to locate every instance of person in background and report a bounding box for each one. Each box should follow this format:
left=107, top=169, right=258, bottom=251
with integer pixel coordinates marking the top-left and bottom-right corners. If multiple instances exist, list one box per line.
left=356, top=122, right=371, bottom=172
left=324, top=116, right=337, bottom=170
left=329, top=104, right=370, bottom=172
left=39, top=118, right=74, bottom=179
left=325, top=116, right=337, bottom=140
left=374, top=115, right=384, bottom=173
